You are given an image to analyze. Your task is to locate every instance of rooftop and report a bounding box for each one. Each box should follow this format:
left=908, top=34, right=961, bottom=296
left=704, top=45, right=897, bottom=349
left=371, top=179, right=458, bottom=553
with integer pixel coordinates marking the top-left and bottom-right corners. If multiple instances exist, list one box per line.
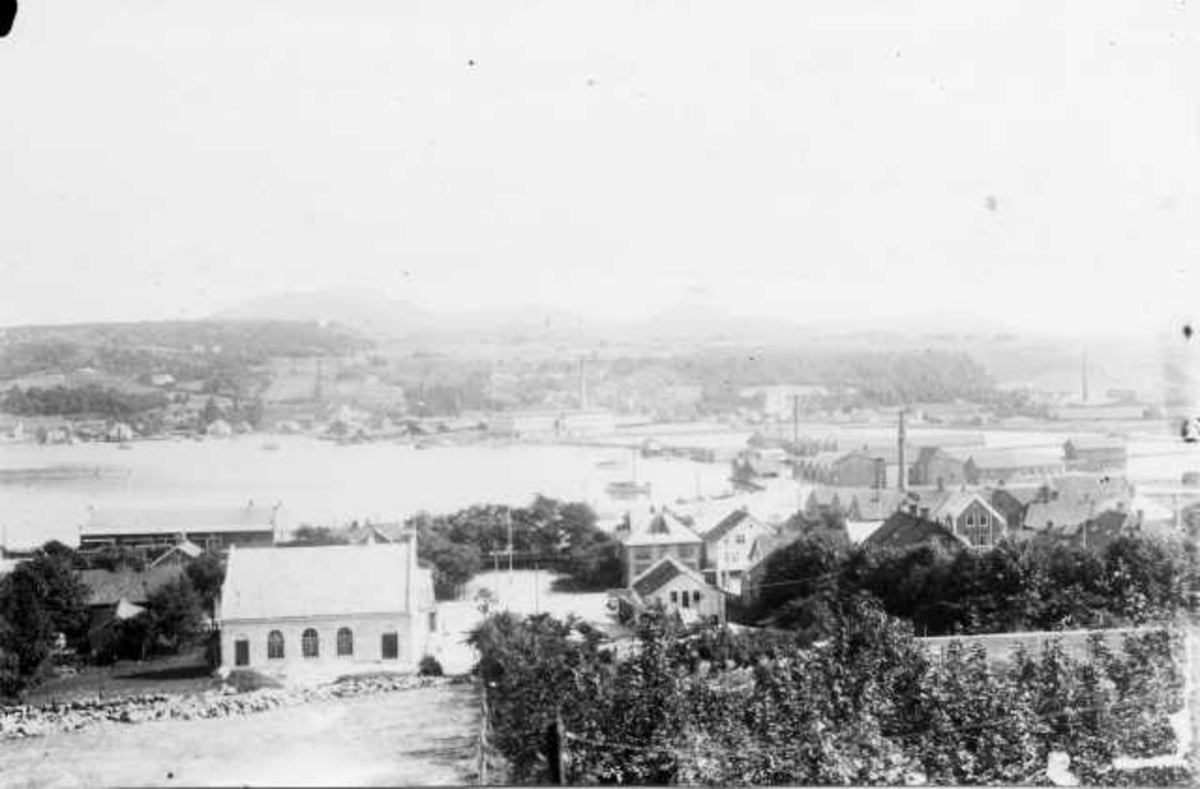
left=83, top=504, right=283, bottom=536
left=631, top=556, right=711, bottom=598
left=220, top=543, right=431, bottom=621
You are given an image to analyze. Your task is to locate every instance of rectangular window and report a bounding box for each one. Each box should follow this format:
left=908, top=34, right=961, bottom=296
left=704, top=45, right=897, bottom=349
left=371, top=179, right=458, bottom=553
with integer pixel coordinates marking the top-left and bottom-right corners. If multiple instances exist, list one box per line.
left=693, top=590, right=701, bottom=603
left=670, top=591, right=678, bottom=604
left=633, top=547, right=652, bottom=561
left=677, top=545, right=694, bottom=558
left=381, top=632, right=399, bottom=660
left=428, top=611, right=437, bottom=632
left=234, top=639, right=250, bottom=667
left=681, top=591, right=690, bottom=608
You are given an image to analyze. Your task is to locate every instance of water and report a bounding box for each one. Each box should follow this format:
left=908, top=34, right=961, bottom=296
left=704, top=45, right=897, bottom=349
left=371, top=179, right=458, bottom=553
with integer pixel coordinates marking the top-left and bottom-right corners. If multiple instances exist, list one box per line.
left=0, top=436, right=736, bottom=548
left=4, top=426, right=1200, bottom=550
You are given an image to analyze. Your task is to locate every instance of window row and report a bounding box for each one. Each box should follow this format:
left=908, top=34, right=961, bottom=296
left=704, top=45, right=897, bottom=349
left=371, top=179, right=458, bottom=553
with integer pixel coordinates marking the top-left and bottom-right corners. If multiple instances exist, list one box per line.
left=668, top=589, right=702, bottom=608
left=233, top=627, right=400, bottom=666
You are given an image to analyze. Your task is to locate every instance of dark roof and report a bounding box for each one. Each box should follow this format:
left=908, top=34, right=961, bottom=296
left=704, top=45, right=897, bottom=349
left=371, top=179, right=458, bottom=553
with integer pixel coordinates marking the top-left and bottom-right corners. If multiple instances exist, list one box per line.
left=631, top=558, right=691, bottom=597
left=865, top=511, right=961, bottom=551
left=79, top=565, right=186, bottom=607
left=703, top=508, right=752, bottom=544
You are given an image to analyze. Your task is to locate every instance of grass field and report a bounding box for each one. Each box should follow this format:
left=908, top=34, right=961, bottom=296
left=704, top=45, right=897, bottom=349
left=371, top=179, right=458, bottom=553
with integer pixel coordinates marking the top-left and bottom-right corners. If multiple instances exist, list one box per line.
left=1, top=683, right=481, bottom=788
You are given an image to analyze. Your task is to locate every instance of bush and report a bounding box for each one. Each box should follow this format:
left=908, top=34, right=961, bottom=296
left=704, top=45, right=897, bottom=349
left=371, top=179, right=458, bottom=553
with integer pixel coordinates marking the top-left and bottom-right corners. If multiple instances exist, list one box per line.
left=418, top=655, right=444, bottom=677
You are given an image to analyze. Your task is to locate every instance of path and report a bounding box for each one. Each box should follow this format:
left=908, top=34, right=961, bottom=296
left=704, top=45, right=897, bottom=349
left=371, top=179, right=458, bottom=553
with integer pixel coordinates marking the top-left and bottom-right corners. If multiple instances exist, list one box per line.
left=0, top=683, right=480, bottom=788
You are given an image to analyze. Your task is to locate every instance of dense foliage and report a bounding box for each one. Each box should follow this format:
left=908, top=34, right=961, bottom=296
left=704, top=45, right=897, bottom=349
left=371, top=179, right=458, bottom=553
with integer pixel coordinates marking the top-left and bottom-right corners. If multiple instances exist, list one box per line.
left=753, top=533, right=1197, bottom=636
left=2, top=384, right=168, bottom=419
left=473, top=602, right=1187, bottom=785
left=407, top=496, right=622, bottom=598
left=0, top=547, right=90, bottom=696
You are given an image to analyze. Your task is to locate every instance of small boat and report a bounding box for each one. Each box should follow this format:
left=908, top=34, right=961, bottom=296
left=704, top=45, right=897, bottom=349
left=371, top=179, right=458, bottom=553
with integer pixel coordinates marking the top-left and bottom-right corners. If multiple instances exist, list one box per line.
left=606, top=481, right=651, bottom=498
left=262, top=441, right=281, bottom=451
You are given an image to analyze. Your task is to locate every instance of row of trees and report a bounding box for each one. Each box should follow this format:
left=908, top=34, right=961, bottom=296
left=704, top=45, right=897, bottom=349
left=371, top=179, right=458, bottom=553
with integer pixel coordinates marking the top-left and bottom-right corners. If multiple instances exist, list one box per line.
left=283, top=497, right=623, bottom=599
left=472, top=602, right=1187, bottom=785
left=2, top=385, right=169, bottom=420
left=752, top=530, right=1197, bottom=637
left=0, top=543, right=225, bottom=699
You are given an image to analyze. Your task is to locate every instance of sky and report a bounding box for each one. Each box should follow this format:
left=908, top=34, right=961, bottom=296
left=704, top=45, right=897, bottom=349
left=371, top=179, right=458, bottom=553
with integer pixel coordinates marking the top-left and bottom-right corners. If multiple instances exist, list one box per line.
left=1, top=0, right=1198, bottom=338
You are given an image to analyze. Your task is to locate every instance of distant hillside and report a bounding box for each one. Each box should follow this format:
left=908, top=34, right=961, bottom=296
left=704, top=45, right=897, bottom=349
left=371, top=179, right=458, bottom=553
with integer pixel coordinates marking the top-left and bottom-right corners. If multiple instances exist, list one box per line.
left=0, top=320, right=369, bottom=386
left=216, top=289, right=436, bottom=338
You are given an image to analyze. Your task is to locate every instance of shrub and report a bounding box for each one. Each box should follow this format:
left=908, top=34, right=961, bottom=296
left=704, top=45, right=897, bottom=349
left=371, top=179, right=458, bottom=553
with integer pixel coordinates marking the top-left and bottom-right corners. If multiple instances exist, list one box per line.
left=418, top=655, right=444, bottom=677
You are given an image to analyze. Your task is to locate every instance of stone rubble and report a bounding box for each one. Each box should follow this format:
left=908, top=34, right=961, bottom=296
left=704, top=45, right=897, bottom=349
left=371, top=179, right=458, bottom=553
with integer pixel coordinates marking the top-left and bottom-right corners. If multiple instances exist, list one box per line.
left=0, top=673, right=452, bottom=740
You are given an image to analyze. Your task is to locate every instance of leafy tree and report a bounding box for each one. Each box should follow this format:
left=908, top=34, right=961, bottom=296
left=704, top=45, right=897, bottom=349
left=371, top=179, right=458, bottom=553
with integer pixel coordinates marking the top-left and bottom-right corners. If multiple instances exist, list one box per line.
left=0, top=546, right=90, bottom=691
left=184, top=552, right=225, bottom=617
left=146, top=577, right=206, bottom=654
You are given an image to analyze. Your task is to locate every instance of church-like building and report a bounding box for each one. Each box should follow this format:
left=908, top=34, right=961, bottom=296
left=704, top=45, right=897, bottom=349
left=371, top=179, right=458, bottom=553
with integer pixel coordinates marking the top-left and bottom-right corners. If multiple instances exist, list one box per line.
left=218, top=538, right=436, bottom=674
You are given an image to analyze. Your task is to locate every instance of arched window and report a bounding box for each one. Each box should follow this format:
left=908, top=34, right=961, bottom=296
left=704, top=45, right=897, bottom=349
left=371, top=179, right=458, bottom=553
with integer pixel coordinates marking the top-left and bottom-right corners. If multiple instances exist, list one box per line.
left=337, top=627, right=354, bottom=657
left=267, top=630, right=285, bottom=660
left=302, top=628, right=320, bottom=658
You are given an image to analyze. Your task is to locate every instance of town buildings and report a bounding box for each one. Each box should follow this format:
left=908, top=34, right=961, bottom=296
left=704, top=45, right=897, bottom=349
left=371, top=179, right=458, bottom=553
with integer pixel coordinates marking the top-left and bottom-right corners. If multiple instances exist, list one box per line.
left=80, top=564, right=187, bottom=653
left=218, top=541, right=436, bottom=673
left=863, top=509, right=964, bottom=553
left=916, top=490, right=1009, bottom=549
left=959, top=449, right=1066, bottom=485
left=617, top=509, right=704, bottom=585
left=80, top=503, right=285, bottom=552
left=1062, top=437, right=1128, bottom=472
left=623, top=556, right=727, bottom=624
left=908, top=447, right=968, bottom=488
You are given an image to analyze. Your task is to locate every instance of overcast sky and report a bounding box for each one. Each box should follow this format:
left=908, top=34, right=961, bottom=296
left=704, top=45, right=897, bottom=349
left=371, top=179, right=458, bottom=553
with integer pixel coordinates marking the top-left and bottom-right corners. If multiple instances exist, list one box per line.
left=1, top=0, right=1197, bottom=337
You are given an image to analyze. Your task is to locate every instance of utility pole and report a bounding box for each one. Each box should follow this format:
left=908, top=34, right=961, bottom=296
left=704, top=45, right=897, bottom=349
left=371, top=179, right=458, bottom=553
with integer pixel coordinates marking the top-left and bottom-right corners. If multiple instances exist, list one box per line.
left=506, top=509, right=514, bottom=586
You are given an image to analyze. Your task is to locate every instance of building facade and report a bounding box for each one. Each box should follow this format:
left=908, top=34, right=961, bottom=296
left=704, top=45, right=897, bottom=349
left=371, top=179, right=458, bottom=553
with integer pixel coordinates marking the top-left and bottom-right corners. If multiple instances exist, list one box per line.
left=218, top=541, right=436, bottom=674
left=619, top=509, right=704, bottom=585
left=80, top=504, right=284, bottom=552
left=699, top=508, right=773, bottom=595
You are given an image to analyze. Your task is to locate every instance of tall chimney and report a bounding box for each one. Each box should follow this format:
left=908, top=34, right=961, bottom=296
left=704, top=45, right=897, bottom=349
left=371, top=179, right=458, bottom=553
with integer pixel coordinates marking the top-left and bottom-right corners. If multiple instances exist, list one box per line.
left=897, top=409, right=908, bottom=492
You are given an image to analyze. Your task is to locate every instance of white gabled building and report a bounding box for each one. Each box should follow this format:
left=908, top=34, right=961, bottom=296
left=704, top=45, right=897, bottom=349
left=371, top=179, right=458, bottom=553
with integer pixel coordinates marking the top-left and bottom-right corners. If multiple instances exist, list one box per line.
left=218, top=541, right=436, bottom=674
left=628, top=556, right=727, bottom=625
left=698, top=507, right=774, bottom=595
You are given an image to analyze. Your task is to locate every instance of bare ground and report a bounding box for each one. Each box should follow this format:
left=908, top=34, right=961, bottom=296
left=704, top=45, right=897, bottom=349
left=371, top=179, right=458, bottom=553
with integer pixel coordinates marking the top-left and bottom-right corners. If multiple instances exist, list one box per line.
left=0, top=683, right=481, bottom=788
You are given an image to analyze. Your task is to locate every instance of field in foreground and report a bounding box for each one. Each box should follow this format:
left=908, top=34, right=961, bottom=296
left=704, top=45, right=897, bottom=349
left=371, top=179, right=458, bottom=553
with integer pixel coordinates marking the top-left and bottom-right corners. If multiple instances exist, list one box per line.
left=0, top=683, right=481, bottom=788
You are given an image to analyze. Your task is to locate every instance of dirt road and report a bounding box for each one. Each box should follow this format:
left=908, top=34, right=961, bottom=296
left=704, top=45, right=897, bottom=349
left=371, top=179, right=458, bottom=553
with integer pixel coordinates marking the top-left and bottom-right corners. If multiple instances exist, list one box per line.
left=1, top=683, right=480, bottom=788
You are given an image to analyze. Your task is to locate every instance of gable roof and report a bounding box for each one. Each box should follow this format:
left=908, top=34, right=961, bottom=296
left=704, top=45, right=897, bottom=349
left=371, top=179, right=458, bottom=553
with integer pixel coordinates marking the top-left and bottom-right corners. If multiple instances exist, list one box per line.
left=219, top=543, right=429, bottom=621
left=928, top=491, right=1007, bottom=527
left=1024, top=497, right=1098, bottom=532
left=622, top=509, right=703, bottom=547
left=702, top=508, right=756, bottom=544
left=84, top=504, right=283, bottom=536
left=342, top=522, right=409, bottom=545
left=959, top=448, right=1065, bottom=470
left=865, top=511, right=961, bottom=551
left=848, top=489, right=909, bottom=521
left=80, top=565, right=186, bottom=607
left=747, top=531, right=798, bottom=570
left=630, top=556, right=710, bottom=598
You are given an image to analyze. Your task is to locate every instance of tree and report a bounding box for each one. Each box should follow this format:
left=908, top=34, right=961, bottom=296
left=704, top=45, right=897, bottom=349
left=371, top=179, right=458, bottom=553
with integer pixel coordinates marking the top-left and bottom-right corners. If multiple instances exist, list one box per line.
left=146, top=577, right=205, bottom=654
left=184, top=552, right=225, bottom=617
left=0, top=546, right=90, bottom=691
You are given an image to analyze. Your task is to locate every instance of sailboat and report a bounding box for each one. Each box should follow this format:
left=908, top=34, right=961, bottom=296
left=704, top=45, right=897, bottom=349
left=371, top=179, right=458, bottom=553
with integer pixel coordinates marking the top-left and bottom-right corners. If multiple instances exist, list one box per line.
left=606, top=447, right=651, bottom=498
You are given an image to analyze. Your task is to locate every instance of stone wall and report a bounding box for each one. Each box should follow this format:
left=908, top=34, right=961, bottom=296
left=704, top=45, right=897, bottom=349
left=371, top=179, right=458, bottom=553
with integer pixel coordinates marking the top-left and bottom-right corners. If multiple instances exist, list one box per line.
left=0, top=674, right=456, bottom=741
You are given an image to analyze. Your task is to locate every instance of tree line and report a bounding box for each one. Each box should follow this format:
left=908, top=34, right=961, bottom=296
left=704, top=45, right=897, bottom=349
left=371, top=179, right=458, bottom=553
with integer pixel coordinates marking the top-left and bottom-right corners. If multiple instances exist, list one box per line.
left=750, top=528, right=1197, bottom=637
left=471, top=601, right=1188, bottom=785
left=2, top=385, right=169, bottom=420
left=282, top=496, right=624, bottom=599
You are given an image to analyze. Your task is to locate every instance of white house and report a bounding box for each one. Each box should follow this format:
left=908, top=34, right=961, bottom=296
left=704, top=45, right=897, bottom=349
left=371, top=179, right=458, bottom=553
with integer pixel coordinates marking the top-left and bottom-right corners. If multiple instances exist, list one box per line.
left=629, top=556, right=726, bottom=624
left=699, top=507, right=774, bottom=595
left=218, top=541, right=436, bottom=674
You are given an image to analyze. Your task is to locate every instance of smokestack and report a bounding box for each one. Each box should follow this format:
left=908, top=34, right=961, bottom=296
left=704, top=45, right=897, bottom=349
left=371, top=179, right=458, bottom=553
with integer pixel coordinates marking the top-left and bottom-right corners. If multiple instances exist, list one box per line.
left=898, top=409, right=908, bottom=493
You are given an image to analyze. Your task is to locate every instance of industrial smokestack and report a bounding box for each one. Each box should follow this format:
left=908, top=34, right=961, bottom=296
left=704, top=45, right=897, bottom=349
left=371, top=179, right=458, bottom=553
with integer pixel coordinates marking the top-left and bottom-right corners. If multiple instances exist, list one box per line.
left=897, top=409, right=908, bottom=493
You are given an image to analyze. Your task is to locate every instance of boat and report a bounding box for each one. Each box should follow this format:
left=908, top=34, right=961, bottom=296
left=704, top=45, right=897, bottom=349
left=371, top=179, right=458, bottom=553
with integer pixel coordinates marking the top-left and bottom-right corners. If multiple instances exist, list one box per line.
left=117, top=443, right=133, bottom=451
left=595, top=459, right=623, bottom=469
left=606, top=481, right=651, bottom=498
left=262, top=441, right=281, bottom=451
